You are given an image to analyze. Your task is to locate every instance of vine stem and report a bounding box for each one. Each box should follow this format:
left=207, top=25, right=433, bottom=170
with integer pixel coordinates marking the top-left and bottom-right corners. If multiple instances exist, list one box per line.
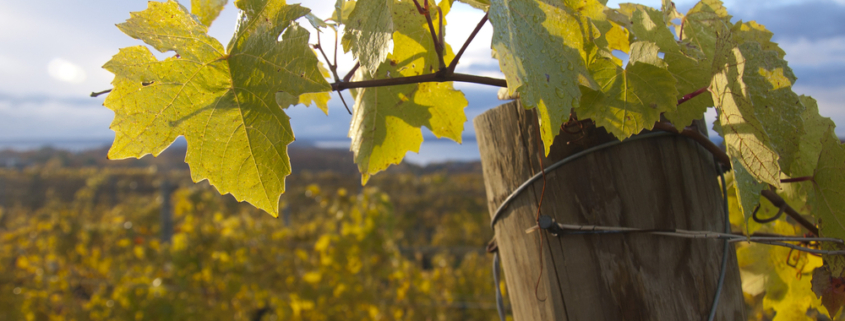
left=448, top=13, right=488, bottom=74
left=760, top=190, right=819, bottom=236
left=90, top=89, right=112, bottom=97
left=412, top=0, right=447, bottom=71
left=343, top=62, right=360, bottom=83
left=332, top=72, right=506, bottom=91
left=314, top=31, right=352, bottom=114
left=781, top=176, right=813, bottom=183
left=677, top=86, right=708, bottom=105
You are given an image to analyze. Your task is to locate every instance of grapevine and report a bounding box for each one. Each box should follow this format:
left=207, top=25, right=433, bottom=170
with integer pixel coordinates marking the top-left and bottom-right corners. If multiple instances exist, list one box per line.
left=97, top=0, right=845, bottom=316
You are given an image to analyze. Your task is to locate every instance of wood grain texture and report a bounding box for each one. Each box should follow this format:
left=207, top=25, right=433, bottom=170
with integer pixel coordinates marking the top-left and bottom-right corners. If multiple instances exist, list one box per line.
left=475, top=101, right=744, bottom=320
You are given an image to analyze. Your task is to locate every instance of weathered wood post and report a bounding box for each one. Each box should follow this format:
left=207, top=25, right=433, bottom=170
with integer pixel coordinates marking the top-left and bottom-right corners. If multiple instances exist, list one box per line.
left=475, top=101, right=744, bottom=320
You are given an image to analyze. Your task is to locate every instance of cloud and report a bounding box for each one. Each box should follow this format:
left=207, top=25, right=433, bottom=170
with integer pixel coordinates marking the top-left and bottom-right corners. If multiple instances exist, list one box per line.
left=726, top=1, right=845, bottom=41
left=48, top=58, right=87, bottom=84
left=0, top=94, right=113, bottom=140
left=779, top=37, right=845, bottom=68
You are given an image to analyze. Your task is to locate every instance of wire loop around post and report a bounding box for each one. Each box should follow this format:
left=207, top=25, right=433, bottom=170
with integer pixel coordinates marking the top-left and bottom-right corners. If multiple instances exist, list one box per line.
left=489, top=131, right=674, bottom=229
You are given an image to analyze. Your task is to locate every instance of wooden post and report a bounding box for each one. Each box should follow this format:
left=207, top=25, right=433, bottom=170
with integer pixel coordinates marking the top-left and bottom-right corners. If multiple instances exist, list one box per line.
left=475, top=101, right=744, bottom=320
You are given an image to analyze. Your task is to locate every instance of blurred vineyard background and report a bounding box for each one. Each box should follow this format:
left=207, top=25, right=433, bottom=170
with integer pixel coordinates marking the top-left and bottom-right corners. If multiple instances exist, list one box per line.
left=0, top=145, right=504, bottom=320
left=0, top=143, right=837, bottom=320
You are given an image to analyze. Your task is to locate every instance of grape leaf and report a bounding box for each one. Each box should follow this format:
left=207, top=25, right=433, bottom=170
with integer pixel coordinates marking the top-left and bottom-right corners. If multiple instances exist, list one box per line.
left=731, top=158, right=765, bottom=233
left=489, top=0, right=595, bottom=155
left=763, top=247, right=825, bottom=321
left=733, top=20, right=786, bottom=59
left=812, top=266, right=845, bottom=317
left=626, top=7, right=712, bottom=130
left=792, top=97, right=829, bottom=176
left=305, top=13, right=329, bottom=30
left=192, top=0, right=228, bottom=27
left=736, top=221, right=825, bottom=321
left=342, top=0, right=393, bottom=76
left=276, top=59, right=332, bottom=114
left=661, top=0, right=683, bottom=29
left=681, top=0, right=730, bottom=60
left=812, top=128, right=845, bottom=278
left=578, top=42, right=678, bottom=139
left=575, top=1, right=629, bottom=56
left=331, top=0, right=356, bottom=25
left=812, top=128, right=845, bottom=243
left=349, top=0, right=467, bottom=183
left=736, top=42, right=805, bottom=177
left=276, top=91, right=331, bottom=114
left=711, top=36, right=782, bottom=187
left=780, top=96, right=834, bottom=202
left=104, top=0, right=330, bottom=215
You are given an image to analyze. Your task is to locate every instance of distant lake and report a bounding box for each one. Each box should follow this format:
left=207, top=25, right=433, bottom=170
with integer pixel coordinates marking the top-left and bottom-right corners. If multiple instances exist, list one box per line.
left=0, top=137, right=483, bottom=166
left=0, top=135, right=724, bottom=166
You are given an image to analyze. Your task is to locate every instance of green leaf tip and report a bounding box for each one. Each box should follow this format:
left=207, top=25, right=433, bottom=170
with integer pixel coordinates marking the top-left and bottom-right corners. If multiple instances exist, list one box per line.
left=192, top=0, right=228, bottom=27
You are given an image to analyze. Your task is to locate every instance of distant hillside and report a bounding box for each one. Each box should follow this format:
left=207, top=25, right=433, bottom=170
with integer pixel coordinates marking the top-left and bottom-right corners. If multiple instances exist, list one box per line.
left=0, top=143, right=482, bottom=176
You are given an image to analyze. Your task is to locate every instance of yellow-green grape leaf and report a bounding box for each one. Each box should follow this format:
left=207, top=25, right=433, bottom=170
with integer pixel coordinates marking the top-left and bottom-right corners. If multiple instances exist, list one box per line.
left=813, top=127, right=845, bottom=279
left=724, top=169, right=769, bottom=235
left=562, top=0, right=628, bottom=65
left=342, top=0, right=393, bottom=76
left=276, top=59, right=333, bottom=114
left=104, top=0, right=330, bottom=216
left=731, top=158, right=765, bottom=234
left=736, top=220, right=825, bottom=321
left=564, top=0, right=631, bottom=55
left=762, top=243, right=825, bottom=321
left=578, top=42, right=678, bottom=139
left=737, top=42, right=805, bottom=177
left=711, top=42, right=781, bottom=187
left=349, top=0, right=467, bottom=183
left=812, top=128, right=845, bottom=242
left=275, top=91, right=331, bottom=114
left=680, top=0, right=730, bottom=62
left=626, top=7, right=712, bottom=130
left=192, top=0, right=228, bottom=27
left=331, top=0, right=356, bottom=24
left=661, top=0, right=683, bottom=28
left=733, top=20, right=786, bottom=59
left=780, top=96, right=835, bottom=202
left=489, top=0, right=596, bottom=155
left=305, top=13, right=329, bottom=30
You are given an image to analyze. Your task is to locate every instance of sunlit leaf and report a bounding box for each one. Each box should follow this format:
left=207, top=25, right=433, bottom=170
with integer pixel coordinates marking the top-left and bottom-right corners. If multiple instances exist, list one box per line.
left=627, top=6, right=712, bottom=130
left=489, top=0, right=596, bottom=154
left=711, top=38, right=781, bottom=187
left=812, top=128, right=845, bottom=277
left=342, top=0, right=393, bottom=76
left=780, top=96, right=835, bottom=202
left=104, top=0, right=330, bottom=215
left=349, top=0, right=466, bottom=183
left=191, top=0, right=228, bottom=27
left=276, top=59, right=333, bottom=114
left=578, top=41, right=678, bottom=139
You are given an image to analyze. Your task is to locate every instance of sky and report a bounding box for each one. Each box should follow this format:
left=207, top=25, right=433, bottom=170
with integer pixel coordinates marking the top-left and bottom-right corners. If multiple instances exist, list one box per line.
left=0, top=0, right=844, bottom=163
